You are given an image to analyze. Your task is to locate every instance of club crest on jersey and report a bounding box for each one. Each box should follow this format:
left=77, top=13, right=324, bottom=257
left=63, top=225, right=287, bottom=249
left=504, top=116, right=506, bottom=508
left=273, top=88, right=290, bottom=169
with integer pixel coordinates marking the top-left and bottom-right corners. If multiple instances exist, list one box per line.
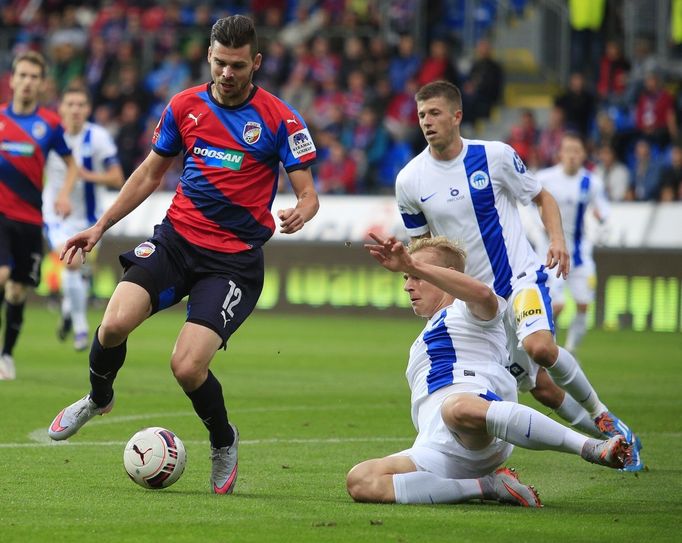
left=469, top=170, right=490, bottom=190
left=242, top=121, right=262, bottom=144
left=288, top=128, right=315, bottom=158
left=32, top=121, right=47, bottom=140
left=134, top=241, right=156, bottom=258
left=512, top=151, right=527, bottom=174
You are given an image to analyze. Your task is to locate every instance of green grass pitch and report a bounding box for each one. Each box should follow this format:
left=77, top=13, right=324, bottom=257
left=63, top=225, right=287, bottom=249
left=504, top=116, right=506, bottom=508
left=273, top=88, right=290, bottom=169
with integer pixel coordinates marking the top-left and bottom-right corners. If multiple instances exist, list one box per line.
left=1, top=307, right=681, bottom=542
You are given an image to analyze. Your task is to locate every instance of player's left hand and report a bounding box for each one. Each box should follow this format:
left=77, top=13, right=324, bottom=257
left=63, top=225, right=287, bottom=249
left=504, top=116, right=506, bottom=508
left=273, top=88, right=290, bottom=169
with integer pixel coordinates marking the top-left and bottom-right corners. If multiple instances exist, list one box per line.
left=546, top=239, right=570, bottom=279
left=277, top=208, right=305, bottom=234
left=54, top=192, right=72, bottom=218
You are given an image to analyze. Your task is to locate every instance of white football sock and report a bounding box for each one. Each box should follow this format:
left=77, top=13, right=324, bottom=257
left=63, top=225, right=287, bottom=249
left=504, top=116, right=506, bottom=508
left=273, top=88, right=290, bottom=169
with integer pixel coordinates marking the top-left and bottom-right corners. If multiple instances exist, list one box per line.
left=554, top=393, right=603, bottom=438
left=62, top=269, right=89, bottom=336
left=486, top=400, right=588, bottom=455
left=566, top=312, right=587, bottom=352
left=393, top=471, right=483, bottom=504
left=546, top=347, right=607, bottom=418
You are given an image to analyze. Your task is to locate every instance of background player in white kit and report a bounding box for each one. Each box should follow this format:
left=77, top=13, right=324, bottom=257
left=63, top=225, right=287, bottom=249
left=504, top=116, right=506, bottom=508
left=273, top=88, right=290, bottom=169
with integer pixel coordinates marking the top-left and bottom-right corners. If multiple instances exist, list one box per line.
left=43, top=86, right=124, bottom=351
left=346, top=234, right=629, bottom=507
left=395, top=81, right=642, bottom=471
left=535, top=132, right=609, bottom=354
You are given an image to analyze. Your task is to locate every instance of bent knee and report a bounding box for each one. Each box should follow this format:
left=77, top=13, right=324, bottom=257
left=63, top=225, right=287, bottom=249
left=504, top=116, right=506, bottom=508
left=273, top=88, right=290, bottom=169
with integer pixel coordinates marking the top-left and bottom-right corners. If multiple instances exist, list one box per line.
left=441, top=394, right=484, bottom=431
left=522, top=332, right=558, bottom=366
left=346, top=462, right=389, bottom=503
left=98, top=319, right=131, bottom=346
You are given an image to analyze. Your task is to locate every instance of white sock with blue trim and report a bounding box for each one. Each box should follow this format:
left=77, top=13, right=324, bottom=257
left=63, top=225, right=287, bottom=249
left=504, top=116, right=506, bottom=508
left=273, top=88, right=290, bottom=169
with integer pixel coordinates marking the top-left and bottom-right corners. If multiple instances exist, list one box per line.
left=393, top=471, right=484, bottom=504
left=486, top=400, right=588, bottom=454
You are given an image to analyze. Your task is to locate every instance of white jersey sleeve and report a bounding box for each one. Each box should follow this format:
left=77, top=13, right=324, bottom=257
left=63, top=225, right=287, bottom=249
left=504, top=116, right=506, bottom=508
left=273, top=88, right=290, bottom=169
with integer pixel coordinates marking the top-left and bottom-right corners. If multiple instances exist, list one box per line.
left=495, top=142, right=542, bottom=206
left=396, top=149, right=431, bottom=238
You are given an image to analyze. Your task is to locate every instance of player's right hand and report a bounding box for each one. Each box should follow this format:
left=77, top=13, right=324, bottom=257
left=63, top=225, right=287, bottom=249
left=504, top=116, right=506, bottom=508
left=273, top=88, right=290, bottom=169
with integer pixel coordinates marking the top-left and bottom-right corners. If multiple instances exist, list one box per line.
left=60, top=225, right=103, bottom=264
left=364, top=233, right=411, bottom=273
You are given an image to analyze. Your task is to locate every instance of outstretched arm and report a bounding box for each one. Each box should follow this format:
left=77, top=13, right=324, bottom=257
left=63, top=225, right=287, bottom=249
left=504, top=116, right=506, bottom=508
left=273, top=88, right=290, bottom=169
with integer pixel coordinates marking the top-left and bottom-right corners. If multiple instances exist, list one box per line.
left=61, top=150, right=173, bottom=264
left=365, top=233, right=498, bottom=320
left=532, top=188, right=570, bottom=279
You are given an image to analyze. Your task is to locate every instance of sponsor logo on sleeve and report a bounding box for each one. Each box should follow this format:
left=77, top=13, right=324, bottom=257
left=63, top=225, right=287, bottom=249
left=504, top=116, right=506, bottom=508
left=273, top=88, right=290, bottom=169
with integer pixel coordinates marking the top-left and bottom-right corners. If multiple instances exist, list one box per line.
left=288, top=128, right=315, bottom=158
left=512, top=151, right=527, bottom=174
left=242, top=121, right=262, bottom=144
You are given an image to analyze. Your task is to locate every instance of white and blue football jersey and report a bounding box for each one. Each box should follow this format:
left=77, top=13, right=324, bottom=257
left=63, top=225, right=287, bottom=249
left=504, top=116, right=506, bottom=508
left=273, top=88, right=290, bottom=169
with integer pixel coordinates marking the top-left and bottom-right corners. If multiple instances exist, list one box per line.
left=43, top=122, right=119, bottom=226
left=534, top=165, right=609, bottom=269
left=396, top=139, right=543, bottom=299
left=406, top=297, right=515, bottom=430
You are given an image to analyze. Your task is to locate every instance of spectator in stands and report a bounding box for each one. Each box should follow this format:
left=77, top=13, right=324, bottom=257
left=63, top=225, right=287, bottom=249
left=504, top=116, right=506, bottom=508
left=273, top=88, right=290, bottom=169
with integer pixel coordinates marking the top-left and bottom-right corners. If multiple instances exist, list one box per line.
left=388, top=34, right=421, bottom=93
left=338, top=35, right=367, bottom=85
left=568, top=0, right=606, bottom=81
left=634, top=69, right=678, bottom=149
left=384, top=77, right=419, bottom=144
left=555, top=72, right=597, bottom=138
left=416, top=38, right=459, bottom=88
left=538, top=105, right=566, bottom=167
left=596, top=40, right=630, bottom=106
left=115, top=100, right=144, bottom=178
left=591, top=109, right=630, bottom=163
left=628, top=139, right=662, bottom=201
left=594, top=143, right=631, bottom=201
left=317, top=138, right=357, bottom=194
left=624, top=37, right=658, bottom=106
left=463, top=37, right=504, bottom=122
left=256, top=39, right=291, bottom=92
left=506, top=109, right=538, bottom=166
left=342, top=106, right=390, bottom=193
left=659, top=142, right=682, bottom=201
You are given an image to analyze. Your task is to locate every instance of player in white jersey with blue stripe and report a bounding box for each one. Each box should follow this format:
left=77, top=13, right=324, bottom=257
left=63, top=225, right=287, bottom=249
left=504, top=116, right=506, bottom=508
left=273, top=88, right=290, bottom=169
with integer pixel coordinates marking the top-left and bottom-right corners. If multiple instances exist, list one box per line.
left=535, top=133, right=609, bottom=353
left=43, top=86, right=124, bottom=351
left=395, top=81, right=642, bottom=471
left=346, top=234, right=629, bottom=507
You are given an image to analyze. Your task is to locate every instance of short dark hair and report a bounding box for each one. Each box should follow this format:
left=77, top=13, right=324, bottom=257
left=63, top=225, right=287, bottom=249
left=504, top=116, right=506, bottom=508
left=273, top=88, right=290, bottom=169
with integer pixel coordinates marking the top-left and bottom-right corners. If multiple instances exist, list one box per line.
left=12, top=51, right=47, bottom=78
left=414, top=80, right=462, bottom=110
left=62, top=84, right=91, bottom=103
left=562, top=130, right=587, bottom=150
left=210, top=15, right=258, bottom=58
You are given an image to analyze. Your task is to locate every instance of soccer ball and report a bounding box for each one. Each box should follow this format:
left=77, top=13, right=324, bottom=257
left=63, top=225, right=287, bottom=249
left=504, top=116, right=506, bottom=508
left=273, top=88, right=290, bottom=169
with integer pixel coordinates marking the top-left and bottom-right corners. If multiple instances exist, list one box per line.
left=123, top=427, right=187, bottom=489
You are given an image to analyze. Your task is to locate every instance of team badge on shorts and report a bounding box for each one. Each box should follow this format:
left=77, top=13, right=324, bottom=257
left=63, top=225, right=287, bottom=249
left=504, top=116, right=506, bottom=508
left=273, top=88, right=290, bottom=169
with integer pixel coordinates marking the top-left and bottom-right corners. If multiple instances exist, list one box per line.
left=469, top=170, right=490, bottom=190
left=134, top=241, right=156, bottom=258
left=243, top=121, right=262, bottom=144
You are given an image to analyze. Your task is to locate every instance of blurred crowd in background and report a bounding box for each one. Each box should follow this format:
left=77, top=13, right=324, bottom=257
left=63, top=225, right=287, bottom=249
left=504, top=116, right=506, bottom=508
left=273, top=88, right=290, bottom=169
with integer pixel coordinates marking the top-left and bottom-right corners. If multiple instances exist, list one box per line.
left=1, top=0, right=681, bottom=201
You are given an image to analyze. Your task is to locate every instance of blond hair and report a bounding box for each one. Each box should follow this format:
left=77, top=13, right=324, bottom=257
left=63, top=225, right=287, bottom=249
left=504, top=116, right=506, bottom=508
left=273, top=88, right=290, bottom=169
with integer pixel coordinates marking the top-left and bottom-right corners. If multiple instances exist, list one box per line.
left=407, top=236, right=466, bottom=272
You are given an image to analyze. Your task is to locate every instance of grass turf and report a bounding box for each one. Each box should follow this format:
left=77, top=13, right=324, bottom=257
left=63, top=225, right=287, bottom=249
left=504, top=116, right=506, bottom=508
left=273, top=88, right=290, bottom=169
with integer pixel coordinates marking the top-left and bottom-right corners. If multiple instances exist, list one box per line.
left=0, top=307, right=680, bottom=542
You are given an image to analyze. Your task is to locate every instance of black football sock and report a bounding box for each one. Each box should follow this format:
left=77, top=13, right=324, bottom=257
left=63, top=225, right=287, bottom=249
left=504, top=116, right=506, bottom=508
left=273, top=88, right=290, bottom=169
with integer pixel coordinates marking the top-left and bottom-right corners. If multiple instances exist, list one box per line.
left=89, top=326, right=127, bottom=407
left=3, top=301, right=24, bottom=356
left=186, top=370, right=235, bottom=449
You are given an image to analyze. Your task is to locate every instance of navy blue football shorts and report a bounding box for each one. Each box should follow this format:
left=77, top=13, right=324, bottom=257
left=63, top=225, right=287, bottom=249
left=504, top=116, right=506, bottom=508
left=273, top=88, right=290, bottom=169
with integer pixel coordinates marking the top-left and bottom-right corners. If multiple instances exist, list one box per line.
left=0, top=214, right=43, bottom=286
left=119, top=222, right=264, bottom=348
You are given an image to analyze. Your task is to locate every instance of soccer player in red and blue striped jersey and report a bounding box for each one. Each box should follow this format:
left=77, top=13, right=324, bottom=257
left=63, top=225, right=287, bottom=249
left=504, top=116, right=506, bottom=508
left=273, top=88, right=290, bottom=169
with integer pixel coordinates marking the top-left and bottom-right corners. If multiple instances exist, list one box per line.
left=48, top=15, right=320, bottom=494
left=0, top=52, right=79, bottom=380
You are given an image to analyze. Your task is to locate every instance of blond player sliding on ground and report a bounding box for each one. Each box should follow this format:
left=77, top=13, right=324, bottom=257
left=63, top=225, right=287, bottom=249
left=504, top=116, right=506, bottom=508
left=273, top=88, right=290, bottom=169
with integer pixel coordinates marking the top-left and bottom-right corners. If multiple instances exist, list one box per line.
left=346, top=234, right=630, bottom=507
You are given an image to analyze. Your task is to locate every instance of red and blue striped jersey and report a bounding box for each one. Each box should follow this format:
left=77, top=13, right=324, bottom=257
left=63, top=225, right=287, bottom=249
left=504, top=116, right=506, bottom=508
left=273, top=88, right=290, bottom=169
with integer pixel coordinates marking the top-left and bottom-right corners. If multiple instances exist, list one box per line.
left=152, top=83, right=316, bottom=253
left=0, top=103, right=71, bottom=225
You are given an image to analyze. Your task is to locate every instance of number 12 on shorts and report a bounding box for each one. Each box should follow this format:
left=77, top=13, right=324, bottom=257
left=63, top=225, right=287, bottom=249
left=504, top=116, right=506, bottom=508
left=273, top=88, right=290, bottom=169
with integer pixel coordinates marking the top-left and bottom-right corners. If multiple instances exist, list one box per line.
left=220, top=280, right=242, bottom=328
